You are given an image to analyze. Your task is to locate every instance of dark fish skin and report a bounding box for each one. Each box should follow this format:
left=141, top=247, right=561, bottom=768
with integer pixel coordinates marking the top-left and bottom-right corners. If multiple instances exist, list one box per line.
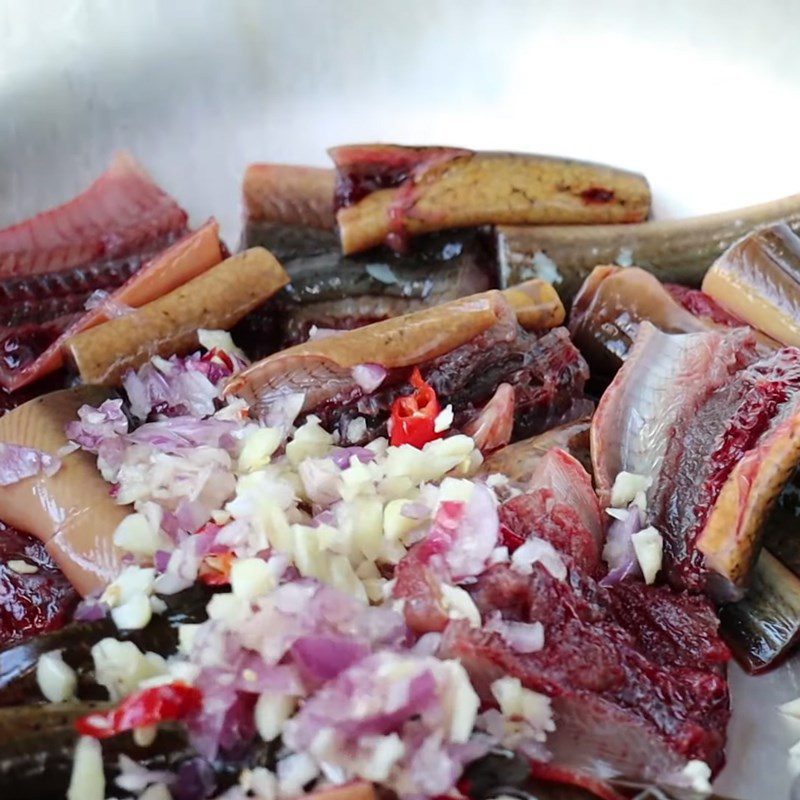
left=0, top=701, right=111, bottom=743
left=723, top=470, right=800, bottom=673
left=0, top=584, right=211, bottom=706
left=237, top=227, right=497, bottom=352
left=0, top=237, right=182, bottom=330
left=497, top=192, right=800, bottom=307
left=0, top=720, right=276, bottom=800
left=763, top=468, right=800, bottom=575
left=247, top=225, right=495, bottom=304
left=242, top=221, right=338, bottom=262
left=719, top=550, right=800, bottom=674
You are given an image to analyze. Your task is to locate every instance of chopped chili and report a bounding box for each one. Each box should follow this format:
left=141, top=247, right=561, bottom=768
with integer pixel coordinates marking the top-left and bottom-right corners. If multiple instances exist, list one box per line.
left=390, top=367, right=443, bottom=449
left=199, top=551, right=236, bottom=586
left=75, top=682, right=202, bottom=738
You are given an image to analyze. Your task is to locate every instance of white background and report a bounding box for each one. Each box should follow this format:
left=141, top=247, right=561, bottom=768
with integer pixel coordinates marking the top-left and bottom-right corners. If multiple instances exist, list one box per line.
left=3, top=1, right=800, bottom=797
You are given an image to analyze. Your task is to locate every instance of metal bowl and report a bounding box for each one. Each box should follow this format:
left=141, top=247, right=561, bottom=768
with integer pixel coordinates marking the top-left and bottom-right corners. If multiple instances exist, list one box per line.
left=3, top=2, right=800, bottom=796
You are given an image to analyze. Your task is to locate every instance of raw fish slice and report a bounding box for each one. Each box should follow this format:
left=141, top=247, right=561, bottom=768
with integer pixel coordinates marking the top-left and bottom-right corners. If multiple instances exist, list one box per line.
left=443, top=564, right=730, bottom=786
left=395, top=449, right=602, bottom=635
left=392, top=557, right=450, bottom=637
left=463, top=383, right=515, bottom=453
left=604, top=582, right=730, bottom=671
left=593, top=322, right=800, bottom=598
left=226, top=290, right=522, bottom=416
left=703, top=223, right=800, bottom=347
left=478, top=418, right=592, bottom=482
left=0, top=387, right=127, bottom=596
left=246, top=221, right=497, bottom=349
left=330, top=144, right=651, bottom=254
left=274, top=230, right=495, bottom=347
left=496, top=447, right=603, bottom=571
left=0, top=245, right=167, bottom=328
left=66, top=247, right=288, bottom=385
left=591, top=323, right=755, bottom=509
left=527, top=449, right=604, bottom=555
left=569, top=266, right=713, bottom=380
left=0, top=220, right=224, bottom=391
left=568, top=266, right=776, bottom=383
left=243, top=163, right=336, bottom=230
left=676, top=350, right=800, bottom=595
left=0, top=152, right=187, bottom=278
left=664, top=283, right=746, bottom=328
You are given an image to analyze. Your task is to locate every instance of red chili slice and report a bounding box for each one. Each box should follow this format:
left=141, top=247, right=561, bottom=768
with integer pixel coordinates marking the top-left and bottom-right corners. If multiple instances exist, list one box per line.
left=199, top=551, right=236, bottom=586
left=201, top=347, right=235, bottom=372
left=390, top=367, right=443, bottom=449
left=75, top=682, right=202, bottom=738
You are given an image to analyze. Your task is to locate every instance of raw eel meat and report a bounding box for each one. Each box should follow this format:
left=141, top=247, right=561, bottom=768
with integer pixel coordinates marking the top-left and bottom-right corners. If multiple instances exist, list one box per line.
left=593, top=322, right=800, bottom=599
left=0, top=153, right=193, bottom=397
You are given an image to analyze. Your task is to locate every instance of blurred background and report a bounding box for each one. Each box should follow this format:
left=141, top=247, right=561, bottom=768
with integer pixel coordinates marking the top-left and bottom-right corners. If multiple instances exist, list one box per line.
left=2, top=0, right=800, bottom=244
left=2, top=2, right=800, bottom=795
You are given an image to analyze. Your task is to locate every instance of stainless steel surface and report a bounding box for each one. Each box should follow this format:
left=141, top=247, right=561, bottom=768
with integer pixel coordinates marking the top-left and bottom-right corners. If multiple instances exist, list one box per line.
left=3, top=1, right=800, bottom=797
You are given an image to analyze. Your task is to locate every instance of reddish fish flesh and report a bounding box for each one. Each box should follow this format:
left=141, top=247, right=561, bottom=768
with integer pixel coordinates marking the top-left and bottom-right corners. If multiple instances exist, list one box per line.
left=0, top=152, right=187, bottom=278
left=0, top=153, right=203, bottom=397
left=0, top=220, right=224, bottom=392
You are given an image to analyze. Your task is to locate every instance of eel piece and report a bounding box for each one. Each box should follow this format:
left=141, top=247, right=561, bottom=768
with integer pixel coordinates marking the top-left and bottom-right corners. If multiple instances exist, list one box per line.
left=702, top=223, right=800, bottom=347
left=243, top=163, right=335, bottom=230
left=568, top=265, right=777, bottom=384
left=330, top=144, right=651, bottom=254
left=0, top=220, right=225, bottom=392
left=497, top=192, right=800, bottom=303
left=239, top=165, right=507, bottom=352
left=593, top=322, right=800, bottom=600
left=0, top=387, right=127, bottom=596
left=0, top=152, right=187, bottom=279
left=0, top=154, right=196, bottom=396
left=242, top=163, right=338, bottom=259
left=569, top=266, right=712, bottom=380
left=718, top=550, right=800, bottom=674
left=442, top=564, right=729, bottom=790
left=225, top=287, right=586, bottom=445
left=478, top=417, right=592, bottom=482
left=66, top=247, right=289, bottom=385
left=271, top=229, right=498, bottom=347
